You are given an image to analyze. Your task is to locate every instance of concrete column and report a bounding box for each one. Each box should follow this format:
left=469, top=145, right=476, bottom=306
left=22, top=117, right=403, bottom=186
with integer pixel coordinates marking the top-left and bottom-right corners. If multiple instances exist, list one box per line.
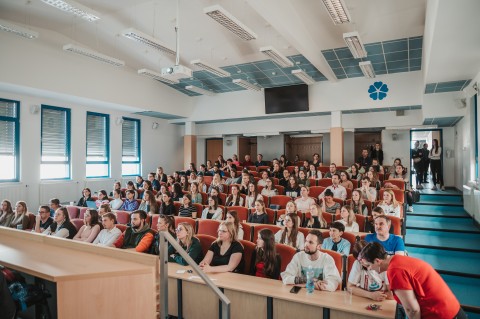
left=184, top=122, right=197, bottom=168
left=330, top=111, right=344, bottom=165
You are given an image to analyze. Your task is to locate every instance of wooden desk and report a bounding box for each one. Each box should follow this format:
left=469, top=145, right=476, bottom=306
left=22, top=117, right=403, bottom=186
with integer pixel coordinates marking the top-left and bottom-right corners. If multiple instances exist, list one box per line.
left=0, top=227, right=158, bottom=319
left=166, top=263, right=397, bottom=319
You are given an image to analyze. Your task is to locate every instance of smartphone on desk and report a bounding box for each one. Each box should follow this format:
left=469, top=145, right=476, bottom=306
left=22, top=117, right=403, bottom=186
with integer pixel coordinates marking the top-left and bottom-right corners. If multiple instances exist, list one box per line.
left=290, top=286, right=302, bottom=294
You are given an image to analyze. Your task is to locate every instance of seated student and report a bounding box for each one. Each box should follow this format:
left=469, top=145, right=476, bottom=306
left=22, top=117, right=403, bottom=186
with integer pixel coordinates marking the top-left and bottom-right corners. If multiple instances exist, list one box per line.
left=365, top=215, right=405, bottom=255
left=358, top=177, right=377, bottom=202
left=274, top=213, right=305, bottom=250
left=297, top=169, right=310, bottom=187
left=224, top=169, right=238, bottom=185
left=321, top=221, right=351, bottom=255
left=109, top=189, right=124, bottom=210
left=237, top=170, right=251, bottom=194
left=178, top=194, right=197, bottom=218
left=189, top=182, right=203, bottom=205
left=126, top=181, right=138, bottom=199
left=257, top=170, right=270, bottom=187
left=95, top=190, right=110, bottom=208
left=119, top=190, right=139, bottom=212
left=279, top=169, right=290, bottom=188
left=140, top=180, right=152, bottom=200
left=279, top=154, right=291, bottom=168
left=366, top=170, right=381, bottom=191
left=211, top=165, right=225, bottom=178
left=292, top=165, right=300, bottom=179
left=312, top=153, right=322, bottom=167
left=302, top=160, right=310, bottom=173
left=43, top=207, right=78, bottom=239
left=49, top=198, right=61, bottom=217
left=285, top=176, right=301, bottom=198
left=0, top=199, right=15, bottom=227
left=93, top=213, right=122, bottom=247
left=281, top=229, right=341, bottom=291
left=320, top=189, right=341, bottom=215
left=250, top=228, right=281, bottom=279
left=188, top=172, right=197, bottom=185
left=209, top=187, right=223, bottom=205
left=365, top=207, right=392, bottom=234
left=242, top=154, right=254, bottom=167
left=156, top=166, right=168, bottom=184
left=350, top=189, right=369, bottom=216
left=276, top=200, right=297, bottom=226
left=148, top=172, right=161, bottom=191
left=185, top=162, right=198, bottom=177
left=138, top=190, right=159, bottom=215
left=348, top=163, right=363, bottom=181
left=201, top=196, right=223, bottom=220
left=255, top=154, right=267, bottom=167
left=110, top=181, right=125, bottom=198
left=159, top=191, right=176, bottom=216
left=339, top=171, right=353, bottom=190
left=307, top=164, right=322, bottom=180
left=261, top=178, right=278, bottom=197
left=244, top=182, right=262, bottom=209
left=338, top=206, right=359, bottom=232
left=225, top=185, right=244, bottom=207
left=117, top=210, right=154, bottom=253
left=180, top=175, right=189, bottom=192
left=208, top=172, right=225, bottom=194
left=377, top=189, right=401, bottom=218
left=78, top=188, right=93, bottom=207
left=135, top=175, right=145, bottom=190
left=231, top=154, right=241, bottom=167
left=166, top=175, right=175, bottom=191
left=73, top=209, right=102, bottom=243
left=294, top=186, right=316, bottom=213
left=225, top=210, right=244, bottom=240
left=369, top=158, right=384, bottom=174
left=247, top=199, right=269, bottom=224
left=34, top=205, right=53, bottom=233
left=386, top=158, right=402, bottom=176
left=98, top=204, right=112, bottom=222
left=319, top=174, right=347, bottom=200
left=9, top=201, right=30, bottom=230
left=348, top=240, right=392, bottom=301
left=303, top=203, right=328, bottom=229
left=168, top=222, right=203, bottom=265
left=200, top=221, right=244, bottom=273
left=270, top=162, right=283, bottom=179
left=323, top=163, right=337, bottom=179
left=386, top=164, right=414, bottom=212
left=151, top=215, right=176, bottom=255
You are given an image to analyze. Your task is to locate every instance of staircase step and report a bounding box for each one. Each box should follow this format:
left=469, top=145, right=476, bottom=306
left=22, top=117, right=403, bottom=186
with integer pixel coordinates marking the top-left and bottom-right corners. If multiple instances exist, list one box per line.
left=406, top=216, right=480, bottom=233
left=417, top=194, right=463, bottom=206
left=405, top=229, right=480, bottom=252
left=441, top=274, right=480, bottom=308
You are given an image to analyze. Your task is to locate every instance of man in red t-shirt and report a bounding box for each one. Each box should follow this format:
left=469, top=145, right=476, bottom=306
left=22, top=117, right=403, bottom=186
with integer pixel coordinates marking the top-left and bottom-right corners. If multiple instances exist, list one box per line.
left=359, top=242, right=465, bottom=319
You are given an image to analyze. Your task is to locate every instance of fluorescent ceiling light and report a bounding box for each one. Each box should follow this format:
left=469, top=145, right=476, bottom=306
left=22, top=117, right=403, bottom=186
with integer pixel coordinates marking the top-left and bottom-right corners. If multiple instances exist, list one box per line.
left=186, top=85, right=216, bottom=96
left=204, top=5, right=257, bottom=41
left=291, top=69, right=315, bottom=85
left=260, top=46, right=294, bottom=68
left=122, top=28, right=175, bottom=56
left=63, top=44, right=125, bottom=67
left=40, top=0, right=100, bottom=22
left=359, top=61, right=375, bottom=78
left=244, top=132, right=280, bottom=137
left=232, top=79, right=262, bottom=91
left=321, top=0, right=351, bottom=24
left=191, top=59, right=231, bottom=77
left=0, top=19, right=38, bottom=39
left=138, top=69, right=179, bottom=85
left=343, top=32, right=367, bottom=59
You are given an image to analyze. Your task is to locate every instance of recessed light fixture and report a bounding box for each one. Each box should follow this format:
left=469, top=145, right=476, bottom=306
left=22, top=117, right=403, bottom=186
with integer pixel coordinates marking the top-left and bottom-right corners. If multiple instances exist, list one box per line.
left=63, top=44, right=125, bottom=67
left=191, top=59, right=231, bottom=77
left=359, top=61, right=375, bottom=78
left=0, top=18, right=38, bottom=39
left=343, top=32, right=367, bottom=59
left=204, top=5, right=257, bottom=41
left=321, top=0, right=351, bottom=24
left=292, top=69, right=315, bottom=85
left=260, top=46, right=294, bottom=68
left=186, top=85, right=216, bottom=96
left=121, top=28, right=175, bottom=56
left=40, top=0, right=100, bottom=22
left=138, top=68, right=179, bottom=85
left=232, top=79, right=262, bottom=91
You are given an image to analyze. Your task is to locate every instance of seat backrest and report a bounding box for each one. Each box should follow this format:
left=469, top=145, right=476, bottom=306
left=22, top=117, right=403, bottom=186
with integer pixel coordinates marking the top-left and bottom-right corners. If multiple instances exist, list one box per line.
left=322, top=212, right=334, bottom=226
left=196, top=234, right=217, bottom=257
left=382, top=179, right=405, bottom=190
left=228, top=206, right=249, bottom=222
left=218, top=193, right=227, bottom=205
left=66, top=206, right=80, bottom=219
left=274, top=185, right=285, bottom=195
left=297, top=227, right=310, bottom=239
left=346, top=254, right=356, bottom=279
left=116, top=224, right=127, bottom=233
left=116, top=211, right=130, bottom=224
left=199, top=192, right=208, bottom=205
left=332, top=198, right=344, bottom=206
left=309, top=186, right=325, bottom=199
left=174, top=216, right=197, bottom=233
left=318, top=178, right=333, bottom=187
left=79, top=207, right=88, bottom=220
left=197, top=219, right=221, bottom=237
left=174, top=202, right=182, bottom=215
left=286, top=166, right=296, bottom=173
left=346, top=188, right=352, bottom=200
left=257, top=165, right=270, bottom=172
left=26, top=213, right=36, bottom=229
left=247, top=166, right=257, bottom=171
left=317, top=166, right=330, bottom=174
left=389, top=216, right=402, bottom=235
left=150, top=214, right=159, bottom=228
left=250, top=171, right=259, bottom=177
left=240, top=222, right=253, bottom=241
left=193, top=203, right=204, bottom=218
left=342, top=232, right=356, bottom=254
left=320, top=249, right=343, bottom=289
left=276, top=243, right=297, bottom=274
left=265, top=208, right=277, bottom=224
left=379, top=188, right=405, bottom=203
left=252, top=224, right=282, bottom=242
left=272, top=178, right=279, bottom=185
left=351, top=180, right=359, bottom=189
left=71, top=218, right=84, bottom=231
left=203, top=176, right=213, bottom=184
left=355, top=214, right=366, bottom=232
left=308, top=178, right=317, bottom=187
left=269, top=195, right=291, bottom=209
left=239, top=240, right=257, bottom=274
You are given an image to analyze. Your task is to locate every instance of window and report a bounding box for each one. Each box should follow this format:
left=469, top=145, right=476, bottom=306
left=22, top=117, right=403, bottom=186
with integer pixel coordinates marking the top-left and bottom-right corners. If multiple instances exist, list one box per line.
left=122, top=117, right=141, bottom=176
left=0, top=98, right=20, bottom=182
left=86, top=112, right=110, bottom=178
left=41, top=105, right=71, bottom=180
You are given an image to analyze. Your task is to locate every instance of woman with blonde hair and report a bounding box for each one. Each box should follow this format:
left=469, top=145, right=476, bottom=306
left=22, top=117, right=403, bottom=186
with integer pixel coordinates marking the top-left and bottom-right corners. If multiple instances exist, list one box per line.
left=9, top=201, right=30, bottom=229
left=378, top=189, right=401, bottom=218
left=274, top=212, right=305, bottom=250
left=277, top=200, right=297, bottom=226
left=302, top=203, right=328, bottom=229
left=338, top=206, right=359, bottom=232
left=168, top=222, right=203, bottom=265
left=200, top=221, right=244, bottom=273
left=225, top=210, right=244, bottom=240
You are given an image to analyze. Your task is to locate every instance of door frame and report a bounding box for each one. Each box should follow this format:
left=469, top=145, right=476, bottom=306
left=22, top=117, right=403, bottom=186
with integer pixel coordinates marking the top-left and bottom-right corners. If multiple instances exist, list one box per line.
left=409, top=128, right=443, bottom=188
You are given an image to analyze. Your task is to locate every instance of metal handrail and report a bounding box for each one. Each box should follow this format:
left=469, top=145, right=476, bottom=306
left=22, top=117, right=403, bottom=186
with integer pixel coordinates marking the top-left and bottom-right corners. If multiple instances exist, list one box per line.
left=159, top=231, right=231, bottom=319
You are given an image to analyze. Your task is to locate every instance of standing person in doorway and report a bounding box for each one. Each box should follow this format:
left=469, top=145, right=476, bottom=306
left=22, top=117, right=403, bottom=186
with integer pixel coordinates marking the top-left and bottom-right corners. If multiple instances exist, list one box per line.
left=421, top=143, right=430, bottom=186
left=412, top=141, right=424, bottom=189
left=370, top=143, right=384, bottom=166
left=429, top=139, right=444, bottom=191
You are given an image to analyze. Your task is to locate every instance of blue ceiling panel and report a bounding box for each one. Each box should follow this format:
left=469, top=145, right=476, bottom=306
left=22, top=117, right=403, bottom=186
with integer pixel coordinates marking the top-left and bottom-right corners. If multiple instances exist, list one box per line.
left=383, top=39, right=408, bottom=53
left=364, top=43, right=383, bottom=55
left=409, top=37, right=423, bottom=50
left=424, top=79, right=471, bottom=94
left=422, top=117, right=463, bottom=127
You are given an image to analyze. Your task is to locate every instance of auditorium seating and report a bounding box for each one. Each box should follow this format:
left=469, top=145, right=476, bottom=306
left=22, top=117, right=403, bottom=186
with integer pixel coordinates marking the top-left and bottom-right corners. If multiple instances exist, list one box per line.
left=276, top=243, right=297, bottom=274
left=66, top=206, right=79, bottom=219
left=196, top=234, right=216, bottom=257
left=197, top=219, right=221, bottom=237
left=239, top=240, right=256, bottom=275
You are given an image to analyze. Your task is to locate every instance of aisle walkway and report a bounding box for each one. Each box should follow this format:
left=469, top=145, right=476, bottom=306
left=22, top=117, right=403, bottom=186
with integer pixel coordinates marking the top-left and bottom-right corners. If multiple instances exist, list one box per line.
left=405, top=191, right=480, bottom=318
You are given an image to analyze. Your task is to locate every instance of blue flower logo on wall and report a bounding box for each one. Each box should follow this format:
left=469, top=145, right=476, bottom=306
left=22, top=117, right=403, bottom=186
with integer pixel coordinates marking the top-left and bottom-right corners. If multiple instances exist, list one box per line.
left=368, top=81, right=389, bottom=100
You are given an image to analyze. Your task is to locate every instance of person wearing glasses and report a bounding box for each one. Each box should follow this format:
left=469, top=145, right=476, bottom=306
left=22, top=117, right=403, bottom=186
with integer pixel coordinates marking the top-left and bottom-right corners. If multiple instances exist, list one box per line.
left=199, top=221, right=244, bottom=273
left=168, top=223, right=203, bottom=265
left=34, top=205, right=53, bottom=233
left=43, top=207, right=77, bottom=239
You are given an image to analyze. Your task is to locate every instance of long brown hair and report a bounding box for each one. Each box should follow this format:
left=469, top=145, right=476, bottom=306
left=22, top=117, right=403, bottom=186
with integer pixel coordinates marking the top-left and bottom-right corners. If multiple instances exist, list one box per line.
left=281, top=213, right=299, bottom=247
left=255, top=228, right=277, bottom=278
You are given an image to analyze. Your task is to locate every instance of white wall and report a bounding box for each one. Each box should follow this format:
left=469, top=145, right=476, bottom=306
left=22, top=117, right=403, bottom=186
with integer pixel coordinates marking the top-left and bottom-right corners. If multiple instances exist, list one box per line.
left=0, top=90, right=183, bottom=210
left=223, top=136, right=239, bottom=159
left=257, top=135, right=285, bottom=160
left=344, top=132, right=355, bottom=165
left=381, top=129, right=411, bottom=173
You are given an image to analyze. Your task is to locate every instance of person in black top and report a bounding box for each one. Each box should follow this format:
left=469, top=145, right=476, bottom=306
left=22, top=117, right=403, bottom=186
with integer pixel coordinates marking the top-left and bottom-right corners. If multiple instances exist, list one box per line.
left=156, top=166, right=168, bottom=183
left=250, top=228, right=281, bottom=279
left=247, top=200, right=269, bottom=224
left=421, top=143, right=430, bottom=184
left=255, top=154, right=267, bottom=167
left=77, top=188, right=92, bottom=207
left=412, top=140, right=424, bottom=189
left=370, top=143, right=384, bottom=165
left=148, top=172, right=161, bottom=191
left=200, top=221, right=244, bottom=273
left=171, top=183, right=183, bottom=202
left=135, top=176, right=144, bottom=190
left=357, top=149, right=372, bottom=170
left=279, top=169, right=290, bottom=188
left=159, top=191, right=176, bottom=215
left=34, top=205, right=54, bottom=233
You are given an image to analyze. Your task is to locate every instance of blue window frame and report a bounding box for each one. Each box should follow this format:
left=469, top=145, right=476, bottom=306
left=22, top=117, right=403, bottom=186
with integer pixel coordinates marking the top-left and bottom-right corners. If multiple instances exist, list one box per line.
left=41, top=105, right=71, bottom=180
left=122, top=117, right=141, bottom=176
left=86, top=112, right=110, bottom=178
left=0, top=98, right=20, bottom=182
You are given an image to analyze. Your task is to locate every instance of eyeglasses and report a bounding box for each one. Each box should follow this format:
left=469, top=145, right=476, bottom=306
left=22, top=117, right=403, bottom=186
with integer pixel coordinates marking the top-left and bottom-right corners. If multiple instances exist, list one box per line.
left=175, top=227, right=184, bottom=232
left=218, top=229, right=228, bottom=233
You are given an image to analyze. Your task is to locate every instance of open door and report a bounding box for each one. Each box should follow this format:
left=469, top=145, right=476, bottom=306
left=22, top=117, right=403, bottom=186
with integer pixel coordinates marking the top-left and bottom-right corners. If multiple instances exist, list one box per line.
left=410, top=129, right=443, bottom=189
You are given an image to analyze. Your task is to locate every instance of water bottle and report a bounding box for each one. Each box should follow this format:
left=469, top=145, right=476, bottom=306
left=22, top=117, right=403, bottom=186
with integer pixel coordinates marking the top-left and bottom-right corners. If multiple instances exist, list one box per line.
left=306, top=265, right=314, bottom=294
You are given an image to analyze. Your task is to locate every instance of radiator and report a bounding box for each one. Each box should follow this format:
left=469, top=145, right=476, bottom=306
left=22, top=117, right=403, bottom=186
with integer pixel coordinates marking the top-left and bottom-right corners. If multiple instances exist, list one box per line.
left=0, top=184, right=27, bottom=205
left=39, top=181, right=80, bottom=205
left=463, top=185, right=473, bottom=217
left=83, top=179, right=115, bottom=194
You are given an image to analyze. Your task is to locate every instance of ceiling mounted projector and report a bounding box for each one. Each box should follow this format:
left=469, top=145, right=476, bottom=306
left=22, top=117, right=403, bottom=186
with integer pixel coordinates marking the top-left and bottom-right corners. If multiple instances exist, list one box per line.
left=161, top=65, right=193, bottom=81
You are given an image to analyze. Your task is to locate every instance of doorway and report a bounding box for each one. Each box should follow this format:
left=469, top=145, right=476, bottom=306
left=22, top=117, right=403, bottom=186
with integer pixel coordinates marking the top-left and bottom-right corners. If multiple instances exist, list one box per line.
left=238, top=137, right=257, bottom=162
left=205, top=138, right=223, bottom=164
left=354, top=132, right=382, bottom=161
left=410, top=129, right=443, bottom=189
left=285, top=135, right=323, bottom=163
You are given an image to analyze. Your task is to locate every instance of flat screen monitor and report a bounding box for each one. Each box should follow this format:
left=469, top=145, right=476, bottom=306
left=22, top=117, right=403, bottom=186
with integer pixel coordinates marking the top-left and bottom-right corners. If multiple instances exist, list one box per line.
left=264, top=84, right=309, bottom=114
